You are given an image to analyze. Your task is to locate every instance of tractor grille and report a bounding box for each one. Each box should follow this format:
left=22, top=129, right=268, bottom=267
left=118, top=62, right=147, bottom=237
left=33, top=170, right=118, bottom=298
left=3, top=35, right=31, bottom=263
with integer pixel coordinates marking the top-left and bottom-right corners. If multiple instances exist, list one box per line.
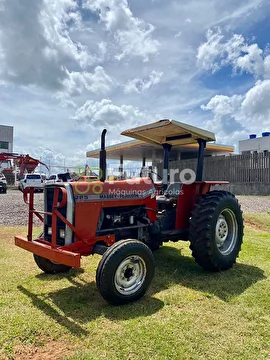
left=44, top=186, right=67, bottom=246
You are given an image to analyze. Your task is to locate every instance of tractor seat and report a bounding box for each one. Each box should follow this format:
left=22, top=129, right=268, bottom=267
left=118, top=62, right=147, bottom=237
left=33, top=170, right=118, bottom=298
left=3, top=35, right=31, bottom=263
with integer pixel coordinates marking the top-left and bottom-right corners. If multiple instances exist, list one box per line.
left=156, top=182, right=182, bottom=208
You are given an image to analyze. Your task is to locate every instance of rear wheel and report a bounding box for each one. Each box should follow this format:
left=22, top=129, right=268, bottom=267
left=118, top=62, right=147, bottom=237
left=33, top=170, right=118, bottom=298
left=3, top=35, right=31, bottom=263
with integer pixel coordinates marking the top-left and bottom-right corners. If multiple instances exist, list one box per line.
left=96, top=239, right=155, bottom=305
left=189, top=191, right=243, bottom=271
left=33, top=254, right=72, bottom=274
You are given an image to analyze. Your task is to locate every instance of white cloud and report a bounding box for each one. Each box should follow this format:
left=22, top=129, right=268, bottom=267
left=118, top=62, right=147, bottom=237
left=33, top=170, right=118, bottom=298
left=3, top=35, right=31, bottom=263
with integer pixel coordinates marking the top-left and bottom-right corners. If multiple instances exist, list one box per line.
left=174, top=31, right=182, bottom=38
left=40, top=0, right=94, bottom=69
left=209, top=0, right=266, bottom=27
left=197, top=29, right=245, bottom=73
left=0, top=0, right=96, bottom=90
left=197, top=28, right=268, bottom=78
left=98, top=41, right=107, bottom=58
left=67, top=66, right=115, bottom=95
left=202, top=80, right=270, bottom=139
left=234, top=44, right=264, bottom=77
left=202, top=94, right=244, bottom=134
left=2, top=0, right=270, bottom=164
left=72, top=98, right=154, bottom=128
left=86, top=138, right=121, bottom=153
left=55, top=66, right=115, bottom=106
left=124, top=70, right=163, bottom=93
left=199, top=28, right=270, bottom=145
left=262, top=54, right=270, bottom=78
left=202, top=94, right=243, bottom=120
left=241, top=79, right=270, bottom=125
left=86, top=140, right=100, bottom=152
left=82, top=0, right=160, bottom=62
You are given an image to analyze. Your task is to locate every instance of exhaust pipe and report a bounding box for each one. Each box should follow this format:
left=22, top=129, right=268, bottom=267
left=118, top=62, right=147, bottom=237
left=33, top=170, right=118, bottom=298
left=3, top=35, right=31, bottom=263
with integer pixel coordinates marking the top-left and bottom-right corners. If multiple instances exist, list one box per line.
left=99, top=129, right=107, bottom=182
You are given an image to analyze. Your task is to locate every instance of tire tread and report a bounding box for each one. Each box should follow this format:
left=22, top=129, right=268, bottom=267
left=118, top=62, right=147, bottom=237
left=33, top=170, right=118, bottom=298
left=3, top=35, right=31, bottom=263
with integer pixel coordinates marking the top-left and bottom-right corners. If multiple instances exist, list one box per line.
left=189, top=191, right=244, bottom=271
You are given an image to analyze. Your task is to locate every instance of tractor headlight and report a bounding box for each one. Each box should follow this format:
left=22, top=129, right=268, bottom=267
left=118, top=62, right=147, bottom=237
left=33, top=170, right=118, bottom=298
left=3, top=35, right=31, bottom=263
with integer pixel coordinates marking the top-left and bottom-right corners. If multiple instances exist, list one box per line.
left=59, top=229, right=65, bottom=239
left=48, top=227, right=52, bottom=235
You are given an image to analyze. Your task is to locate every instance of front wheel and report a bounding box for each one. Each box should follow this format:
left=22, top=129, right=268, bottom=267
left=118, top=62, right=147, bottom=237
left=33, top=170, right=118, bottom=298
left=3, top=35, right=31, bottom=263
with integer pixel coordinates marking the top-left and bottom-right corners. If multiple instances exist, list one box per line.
left=33, top=254, right=72, bottom=274
left=96, top=239, right=155, bottom=305
left=189, top=191, right=244, bottom=272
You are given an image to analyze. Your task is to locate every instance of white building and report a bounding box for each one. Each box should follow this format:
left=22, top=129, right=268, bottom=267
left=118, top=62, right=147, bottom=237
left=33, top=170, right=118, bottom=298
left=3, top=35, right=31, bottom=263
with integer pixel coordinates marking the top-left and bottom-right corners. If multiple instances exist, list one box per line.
left=0, top=125, right=13, bottom=153
left=239, top=132, right=270, bottom=154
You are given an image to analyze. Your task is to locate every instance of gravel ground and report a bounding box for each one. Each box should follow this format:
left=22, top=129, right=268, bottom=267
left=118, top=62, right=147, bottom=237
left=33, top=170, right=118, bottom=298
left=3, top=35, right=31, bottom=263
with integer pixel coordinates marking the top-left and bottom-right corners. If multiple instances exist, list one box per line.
left=0, top=190, right=269, bottom=227
left=0, top=190, right=44, bottom=226
left=237, top=196, right=270, bottom=214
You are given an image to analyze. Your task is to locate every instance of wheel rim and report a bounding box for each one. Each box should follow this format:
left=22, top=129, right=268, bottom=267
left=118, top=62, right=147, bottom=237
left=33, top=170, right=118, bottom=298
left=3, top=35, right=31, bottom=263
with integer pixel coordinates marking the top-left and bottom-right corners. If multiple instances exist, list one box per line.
left=215, top=208, right=238, bottom=255
left=51, top=260, right=60, bottom=265
left=114, top=255, right=146, bottom=295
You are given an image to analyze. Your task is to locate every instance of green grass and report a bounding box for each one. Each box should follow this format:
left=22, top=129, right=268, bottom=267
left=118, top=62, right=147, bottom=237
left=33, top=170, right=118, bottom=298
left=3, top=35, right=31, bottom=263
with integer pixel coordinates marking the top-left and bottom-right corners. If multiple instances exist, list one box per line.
left=0, top=215, right=270, bottom=360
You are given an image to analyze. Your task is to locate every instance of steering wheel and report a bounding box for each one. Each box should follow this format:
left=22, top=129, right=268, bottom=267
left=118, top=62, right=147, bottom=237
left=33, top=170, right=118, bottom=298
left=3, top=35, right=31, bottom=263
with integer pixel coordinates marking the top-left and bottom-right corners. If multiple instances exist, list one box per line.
left=149, top=169, right=163, bottom=182
left=140, top=168, right=163, bottom=183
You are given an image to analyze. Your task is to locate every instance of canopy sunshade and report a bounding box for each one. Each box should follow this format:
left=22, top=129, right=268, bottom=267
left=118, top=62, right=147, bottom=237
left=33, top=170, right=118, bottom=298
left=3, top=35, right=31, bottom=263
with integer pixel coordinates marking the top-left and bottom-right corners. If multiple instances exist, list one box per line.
left=121, top=119, right=216, bottom=146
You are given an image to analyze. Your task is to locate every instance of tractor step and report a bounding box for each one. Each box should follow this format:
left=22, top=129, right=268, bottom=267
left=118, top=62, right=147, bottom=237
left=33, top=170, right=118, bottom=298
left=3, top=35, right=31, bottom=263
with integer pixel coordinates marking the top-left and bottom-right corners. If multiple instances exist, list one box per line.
left=160, top=229, right=189, bottom=242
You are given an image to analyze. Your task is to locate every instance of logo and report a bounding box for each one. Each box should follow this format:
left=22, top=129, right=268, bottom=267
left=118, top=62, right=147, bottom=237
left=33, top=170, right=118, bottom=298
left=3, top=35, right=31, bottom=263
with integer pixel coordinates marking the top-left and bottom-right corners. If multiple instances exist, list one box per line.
left=73, top=166, right=104, bottom=195
left=72, top=165, right=196, bottom=197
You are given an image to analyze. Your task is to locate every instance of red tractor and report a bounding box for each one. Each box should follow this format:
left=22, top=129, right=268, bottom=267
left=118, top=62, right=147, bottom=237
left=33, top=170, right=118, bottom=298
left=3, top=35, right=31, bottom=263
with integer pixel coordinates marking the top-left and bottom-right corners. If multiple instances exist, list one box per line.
left=15, top=120, right=243, bottom=305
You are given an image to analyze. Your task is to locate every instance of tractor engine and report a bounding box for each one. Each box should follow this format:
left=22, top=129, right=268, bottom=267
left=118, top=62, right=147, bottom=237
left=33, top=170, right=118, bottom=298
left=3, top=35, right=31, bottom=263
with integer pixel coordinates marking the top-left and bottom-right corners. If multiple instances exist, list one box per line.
left=97, top=206, right=150, bottom=242
left=43, top=185, right=155, bottom=247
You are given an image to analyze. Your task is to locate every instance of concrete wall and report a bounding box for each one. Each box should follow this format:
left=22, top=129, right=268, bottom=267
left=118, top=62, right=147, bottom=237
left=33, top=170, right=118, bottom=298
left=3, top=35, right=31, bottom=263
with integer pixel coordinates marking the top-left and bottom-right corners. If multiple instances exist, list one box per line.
left=211, top=183, right=270, bottom=196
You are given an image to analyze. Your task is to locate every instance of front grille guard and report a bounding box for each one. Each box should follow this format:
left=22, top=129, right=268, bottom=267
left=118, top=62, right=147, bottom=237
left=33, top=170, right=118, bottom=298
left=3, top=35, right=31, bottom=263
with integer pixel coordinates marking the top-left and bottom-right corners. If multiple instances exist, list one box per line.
left=15, top=187, right=115, bottom=267
left=23, top=186, right=79, bottom=247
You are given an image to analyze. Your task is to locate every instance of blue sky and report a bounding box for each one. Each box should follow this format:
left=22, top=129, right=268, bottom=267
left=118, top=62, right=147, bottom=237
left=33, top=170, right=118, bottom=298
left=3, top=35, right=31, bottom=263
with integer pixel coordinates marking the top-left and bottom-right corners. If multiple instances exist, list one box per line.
left=0, top=0, right=270, bottom=171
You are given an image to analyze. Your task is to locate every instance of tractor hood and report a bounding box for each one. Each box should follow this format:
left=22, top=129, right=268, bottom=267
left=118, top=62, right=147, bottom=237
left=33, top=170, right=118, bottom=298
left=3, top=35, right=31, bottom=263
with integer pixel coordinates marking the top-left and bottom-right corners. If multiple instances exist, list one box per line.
left=121, top=119, right=215, bottom=146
